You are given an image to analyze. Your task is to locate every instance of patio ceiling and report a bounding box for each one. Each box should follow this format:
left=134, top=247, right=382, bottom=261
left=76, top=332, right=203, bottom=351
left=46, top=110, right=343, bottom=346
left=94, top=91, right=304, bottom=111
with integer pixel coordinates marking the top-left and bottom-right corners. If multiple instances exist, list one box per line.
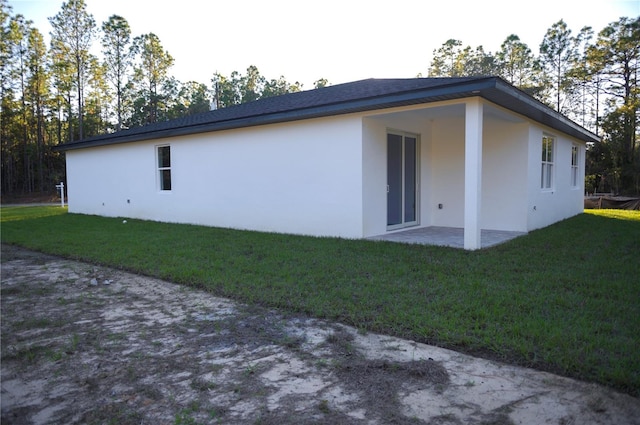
left=364, top=101, right=527, bottom=125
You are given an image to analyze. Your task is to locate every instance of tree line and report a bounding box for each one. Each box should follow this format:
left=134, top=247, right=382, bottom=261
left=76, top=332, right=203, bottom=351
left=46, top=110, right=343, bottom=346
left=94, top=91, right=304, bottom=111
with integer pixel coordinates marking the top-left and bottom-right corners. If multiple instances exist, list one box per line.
left=1, top=0, right=638, bottom=196
left=0, top=0, right=327, bottom=196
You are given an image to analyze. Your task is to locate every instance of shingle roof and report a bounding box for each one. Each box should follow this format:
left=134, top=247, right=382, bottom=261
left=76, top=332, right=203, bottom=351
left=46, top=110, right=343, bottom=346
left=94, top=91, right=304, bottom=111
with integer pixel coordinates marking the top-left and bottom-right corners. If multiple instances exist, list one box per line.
left=56, top=76, right=599, bottom=151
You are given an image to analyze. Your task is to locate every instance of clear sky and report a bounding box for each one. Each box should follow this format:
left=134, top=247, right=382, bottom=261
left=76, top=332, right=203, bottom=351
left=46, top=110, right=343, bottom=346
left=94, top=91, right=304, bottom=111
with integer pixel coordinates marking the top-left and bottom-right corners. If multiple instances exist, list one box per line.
left=7, top=0, right=640, bottom=90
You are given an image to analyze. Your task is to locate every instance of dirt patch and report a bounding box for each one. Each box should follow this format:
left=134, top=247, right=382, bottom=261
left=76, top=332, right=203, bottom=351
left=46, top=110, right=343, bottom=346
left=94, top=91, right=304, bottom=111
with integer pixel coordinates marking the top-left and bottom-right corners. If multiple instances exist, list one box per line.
left=2, top=244, right=639, bottom=425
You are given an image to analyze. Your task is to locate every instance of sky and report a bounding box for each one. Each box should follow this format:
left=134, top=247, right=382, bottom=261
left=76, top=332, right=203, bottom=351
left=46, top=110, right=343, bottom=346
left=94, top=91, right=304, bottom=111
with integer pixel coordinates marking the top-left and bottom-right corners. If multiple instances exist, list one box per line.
left=7, top=0, right=640, bottom=90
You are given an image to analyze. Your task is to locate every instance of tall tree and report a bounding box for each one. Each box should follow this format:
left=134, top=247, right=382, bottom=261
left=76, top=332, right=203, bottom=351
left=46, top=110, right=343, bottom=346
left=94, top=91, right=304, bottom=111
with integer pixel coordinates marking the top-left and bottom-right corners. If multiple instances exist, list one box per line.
left=567, top=26, right=601, bottom=132
left=84, top=56, right=111, bottom=136
left=465, top=45, right=497, bottom=75
left=167, top=80, right=210, bottom=119
left=48, top=0, right=96, bottom=141
left=539, top=19, right=577, bottom=113
left=212, top=67, right=305, bottom=108
left=49, top=44, right=74, bottom=144
left=429, top=40, right=497, bottom=77
left=1, top=6, right=54, bottom=195
left=1, top=1, right=22, bottom=194
left=0, top=0, right=12, bottom=97
left=8, top=14, right=32, bottom=191
left=428, top=39, right=464, bottom=77
left=313, top=78, right=329, bottom=89
left=130, top=32, right=174, bottom=125
left=239, top=65, right=264, bottom=103
left=588, top=17, right=640, bottom=194
left=262, top=75, right=302, bottom=98
left=496, top=34, right=541, bottom=96
left=26, top=26, right=50, bottom=191
left=211, top=71, right=240, bottom=108
left=101, top=15, right=131, bottom=131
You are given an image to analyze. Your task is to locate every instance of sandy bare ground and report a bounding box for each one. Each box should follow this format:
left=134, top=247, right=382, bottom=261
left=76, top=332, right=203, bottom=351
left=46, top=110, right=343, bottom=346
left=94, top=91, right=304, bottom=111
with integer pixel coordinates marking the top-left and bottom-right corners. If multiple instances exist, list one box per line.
left=1, top=244, right=639, bottom=425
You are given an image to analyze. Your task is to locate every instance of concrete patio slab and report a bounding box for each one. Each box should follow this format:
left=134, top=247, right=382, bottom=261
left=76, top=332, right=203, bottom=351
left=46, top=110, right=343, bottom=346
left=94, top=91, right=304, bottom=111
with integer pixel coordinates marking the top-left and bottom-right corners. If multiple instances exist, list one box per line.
left=368, top=226, right=527, bottom=249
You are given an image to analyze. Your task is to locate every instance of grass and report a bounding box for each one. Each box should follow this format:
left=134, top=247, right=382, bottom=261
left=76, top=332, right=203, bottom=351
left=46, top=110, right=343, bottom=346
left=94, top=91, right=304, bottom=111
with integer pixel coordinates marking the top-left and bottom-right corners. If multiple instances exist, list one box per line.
left=0, top=205, right=68, bottom=221
left=1, top=206, right=639, bottom=396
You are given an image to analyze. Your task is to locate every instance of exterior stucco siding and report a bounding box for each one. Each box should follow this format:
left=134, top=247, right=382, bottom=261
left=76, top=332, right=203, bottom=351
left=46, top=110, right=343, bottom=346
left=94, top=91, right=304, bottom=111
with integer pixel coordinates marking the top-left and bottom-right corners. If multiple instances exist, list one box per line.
left=526, top=125, right=586, bottom=231
left=430, top=116, right=466, bottom=228
left=67, top=115, right=364, bottom=238
left=65, top=97, right=590, bottom=243
left=481, top=119, right=529, bottom=232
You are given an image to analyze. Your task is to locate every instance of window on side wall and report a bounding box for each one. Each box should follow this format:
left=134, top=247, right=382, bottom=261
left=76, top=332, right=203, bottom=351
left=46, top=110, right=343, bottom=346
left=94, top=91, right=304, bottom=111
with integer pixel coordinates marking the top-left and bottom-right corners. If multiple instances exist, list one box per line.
left=541, top=135, right=554, bottom=190
left=571, top=145, right=579, bottom=188
left=157, top=145, right=171, bottom=191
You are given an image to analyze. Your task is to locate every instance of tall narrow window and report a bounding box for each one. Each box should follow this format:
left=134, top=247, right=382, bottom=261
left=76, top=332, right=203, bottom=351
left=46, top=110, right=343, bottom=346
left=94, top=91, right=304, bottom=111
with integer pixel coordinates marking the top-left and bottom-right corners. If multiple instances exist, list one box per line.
left=158, top=145, right=171, bottom=191
left=571, top=145, right=579, bottom=188
left=541, top=135, right=554, bottom=189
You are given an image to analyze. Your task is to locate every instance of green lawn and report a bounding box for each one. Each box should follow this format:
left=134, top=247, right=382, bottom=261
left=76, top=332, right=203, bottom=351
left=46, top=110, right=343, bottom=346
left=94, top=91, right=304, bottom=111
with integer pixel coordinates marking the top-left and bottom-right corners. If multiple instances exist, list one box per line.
left=2, top=206, right=639, bottom=396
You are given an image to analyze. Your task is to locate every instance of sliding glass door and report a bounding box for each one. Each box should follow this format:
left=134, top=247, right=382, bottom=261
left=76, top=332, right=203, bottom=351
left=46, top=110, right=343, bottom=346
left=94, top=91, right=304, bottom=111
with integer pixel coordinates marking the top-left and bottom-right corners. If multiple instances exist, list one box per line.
left=387, top=132, right=418, bottom=229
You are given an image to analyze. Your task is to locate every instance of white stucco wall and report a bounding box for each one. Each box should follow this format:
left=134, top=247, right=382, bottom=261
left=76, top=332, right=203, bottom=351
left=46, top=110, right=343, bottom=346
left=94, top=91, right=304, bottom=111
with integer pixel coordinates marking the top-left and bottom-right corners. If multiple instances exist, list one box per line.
left=361, top=117, right=386, bottom=236
left=66, top=100, right=587, bottom=241
left=66, top=142, right=155, bottom=218
left=430, top=116, right=466, bottom=228
left=67, top=115, right=365, bottom=238
left=526, top=124, right=585, bottom=231
left=480, top=119, right=529, bottom=232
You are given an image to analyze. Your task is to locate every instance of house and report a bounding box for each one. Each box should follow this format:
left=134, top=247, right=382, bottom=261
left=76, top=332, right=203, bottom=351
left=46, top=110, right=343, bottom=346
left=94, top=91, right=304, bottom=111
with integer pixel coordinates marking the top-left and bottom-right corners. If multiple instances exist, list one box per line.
left=56, top=77, right=599, bottom=250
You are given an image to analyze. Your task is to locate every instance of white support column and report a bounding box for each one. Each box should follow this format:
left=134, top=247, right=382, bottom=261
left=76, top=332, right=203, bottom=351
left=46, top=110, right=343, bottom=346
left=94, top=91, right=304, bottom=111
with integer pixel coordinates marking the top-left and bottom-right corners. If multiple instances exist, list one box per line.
left=464, top=98, right=483, bottom=250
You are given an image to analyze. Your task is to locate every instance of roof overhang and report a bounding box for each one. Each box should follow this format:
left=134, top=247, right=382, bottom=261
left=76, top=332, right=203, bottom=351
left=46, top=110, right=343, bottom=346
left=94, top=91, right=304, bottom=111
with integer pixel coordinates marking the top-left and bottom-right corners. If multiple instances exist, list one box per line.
left=55, top=77, right=600, bottom=152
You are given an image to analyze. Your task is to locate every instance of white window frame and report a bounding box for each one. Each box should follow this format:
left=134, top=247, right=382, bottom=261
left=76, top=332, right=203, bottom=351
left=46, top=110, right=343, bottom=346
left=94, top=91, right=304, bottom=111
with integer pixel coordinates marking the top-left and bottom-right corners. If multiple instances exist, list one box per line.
left=571, top=144, right=579, bottom=188
left=541, top=135, right=554, bottom=190
left=157, top=145, right=172, bottom=191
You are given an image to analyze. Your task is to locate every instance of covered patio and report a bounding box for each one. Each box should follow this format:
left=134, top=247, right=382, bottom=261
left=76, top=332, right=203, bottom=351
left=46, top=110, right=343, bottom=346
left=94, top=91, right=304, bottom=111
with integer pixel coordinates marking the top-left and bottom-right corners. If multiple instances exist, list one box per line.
left=368, top=226, right=527, bottom=249
left=362, top=97, right=533, bottom=251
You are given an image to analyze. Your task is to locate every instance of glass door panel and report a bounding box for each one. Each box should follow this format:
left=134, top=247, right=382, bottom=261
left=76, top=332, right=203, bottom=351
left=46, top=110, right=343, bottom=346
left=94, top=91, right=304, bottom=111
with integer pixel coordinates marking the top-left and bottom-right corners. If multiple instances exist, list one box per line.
left=404, top=137, right=416, bottom=223
left=387, top=132, right=418, bottom=229
left=387, top=134, right=403, bottom=226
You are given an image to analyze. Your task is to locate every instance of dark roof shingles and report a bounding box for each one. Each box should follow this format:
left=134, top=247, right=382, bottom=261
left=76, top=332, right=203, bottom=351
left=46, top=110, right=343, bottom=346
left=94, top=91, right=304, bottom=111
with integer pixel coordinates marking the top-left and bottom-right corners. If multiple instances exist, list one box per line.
left=59, top=76, right=598, bottom=148
left=77, top=77, right=483, bottom=144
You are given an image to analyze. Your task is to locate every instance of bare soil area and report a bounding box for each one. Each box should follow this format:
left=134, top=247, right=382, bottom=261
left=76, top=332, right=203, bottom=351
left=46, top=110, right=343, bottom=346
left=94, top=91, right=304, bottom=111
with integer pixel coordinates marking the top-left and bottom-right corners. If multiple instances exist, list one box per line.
left=1, top=244, right=639, bottom=424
